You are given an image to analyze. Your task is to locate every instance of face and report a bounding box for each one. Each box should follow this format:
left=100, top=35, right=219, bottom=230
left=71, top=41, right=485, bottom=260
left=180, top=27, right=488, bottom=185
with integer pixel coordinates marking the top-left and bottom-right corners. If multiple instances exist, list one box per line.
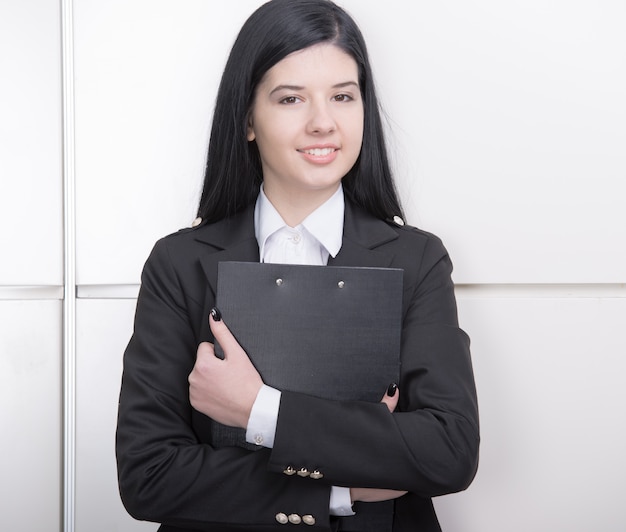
left=247, top=43, right=364, bottom=202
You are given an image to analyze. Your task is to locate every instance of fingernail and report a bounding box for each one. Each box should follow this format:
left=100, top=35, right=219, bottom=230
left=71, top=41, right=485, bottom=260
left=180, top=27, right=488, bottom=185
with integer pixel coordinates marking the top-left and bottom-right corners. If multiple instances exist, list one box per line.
left=386, top=383, right=397, bottom=397
left=210, top=307, right=222, bottom=322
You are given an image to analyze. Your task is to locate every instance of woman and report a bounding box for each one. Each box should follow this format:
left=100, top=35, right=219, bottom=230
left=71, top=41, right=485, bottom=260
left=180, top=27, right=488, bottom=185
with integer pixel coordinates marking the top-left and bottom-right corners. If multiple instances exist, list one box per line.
left=116, top=1, right=479, bottom=531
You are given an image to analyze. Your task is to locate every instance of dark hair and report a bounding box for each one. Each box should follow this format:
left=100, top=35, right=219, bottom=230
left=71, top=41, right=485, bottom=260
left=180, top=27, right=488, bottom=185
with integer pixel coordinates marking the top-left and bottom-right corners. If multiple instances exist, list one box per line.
left=197, top=0, right=403, bottom=223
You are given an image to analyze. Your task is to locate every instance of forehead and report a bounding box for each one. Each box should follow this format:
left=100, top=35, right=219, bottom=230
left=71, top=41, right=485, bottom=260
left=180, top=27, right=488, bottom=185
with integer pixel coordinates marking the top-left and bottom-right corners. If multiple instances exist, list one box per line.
left=260, top=43, right=359, bottom=87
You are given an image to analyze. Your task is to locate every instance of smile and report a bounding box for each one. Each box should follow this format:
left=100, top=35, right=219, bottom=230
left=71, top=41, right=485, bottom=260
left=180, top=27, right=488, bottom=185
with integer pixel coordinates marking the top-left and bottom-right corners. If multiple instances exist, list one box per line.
left=299, top=148, right=337, bottom=156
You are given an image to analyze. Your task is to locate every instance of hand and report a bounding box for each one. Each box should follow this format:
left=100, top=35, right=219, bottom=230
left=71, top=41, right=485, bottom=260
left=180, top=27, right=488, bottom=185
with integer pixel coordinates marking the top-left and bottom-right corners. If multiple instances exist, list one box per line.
left=349, top=384, right=407, bottom=503
left=188, top=310, right=263, bottom=428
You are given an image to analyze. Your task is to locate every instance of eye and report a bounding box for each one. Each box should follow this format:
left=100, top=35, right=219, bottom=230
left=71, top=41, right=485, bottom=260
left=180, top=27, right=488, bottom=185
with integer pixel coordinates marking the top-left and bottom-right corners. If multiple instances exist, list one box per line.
left=279, top=96, right=302, bottom=105
left=333, top=93, right=354, bottom=102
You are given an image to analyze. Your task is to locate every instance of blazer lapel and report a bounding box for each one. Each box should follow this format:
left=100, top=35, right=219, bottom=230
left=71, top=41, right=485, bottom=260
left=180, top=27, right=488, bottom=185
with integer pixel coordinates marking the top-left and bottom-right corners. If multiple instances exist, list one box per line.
left=194, top=205, right=259, bottom=342
left=195, top=204, right=260, bottom=298
left=329, top=200, right=399, bottom=268
left=193, top=198, right=399, bottom=276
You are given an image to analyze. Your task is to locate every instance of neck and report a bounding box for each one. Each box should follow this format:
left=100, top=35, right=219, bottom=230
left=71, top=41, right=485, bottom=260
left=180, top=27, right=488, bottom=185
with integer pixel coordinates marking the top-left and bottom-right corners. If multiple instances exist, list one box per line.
left=263, top=183, right=340, bottom=227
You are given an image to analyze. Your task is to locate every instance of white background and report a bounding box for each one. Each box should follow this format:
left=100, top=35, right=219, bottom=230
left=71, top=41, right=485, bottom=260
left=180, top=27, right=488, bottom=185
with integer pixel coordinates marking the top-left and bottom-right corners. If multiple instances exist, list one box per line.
left=1, top=1, right=625, bottom=531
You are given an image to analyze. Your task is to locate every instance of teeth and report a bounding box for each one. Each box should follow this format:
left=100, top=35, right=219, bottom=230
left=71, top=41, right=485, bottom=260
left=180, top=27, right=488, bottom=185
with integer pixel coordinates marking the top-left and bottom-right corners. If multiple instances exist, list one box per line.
left=303, top=148, right=335, bottom=156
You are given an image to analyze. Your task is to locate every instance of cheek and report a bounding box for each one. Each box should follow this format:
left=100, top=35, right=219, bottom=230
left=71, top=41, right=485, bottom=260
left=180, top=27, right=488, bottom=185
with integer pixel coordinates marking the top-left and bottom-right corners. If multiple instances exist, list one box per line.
left=349, top=117, right=365, bottom=153
left=346, top=108, right=365, bottom=145
left=255, top=127, right=285, bottom=158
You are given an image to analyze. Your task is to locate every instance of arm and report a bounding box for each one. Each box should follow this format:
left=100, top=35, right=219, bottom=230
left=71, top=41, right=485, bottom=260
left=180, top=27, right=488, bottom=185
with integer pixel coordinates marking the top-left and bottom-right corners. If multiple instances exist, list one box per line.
left=268, top=234, right=480, bottom=497
left=116, top=239, right=332, bottom=530
left=190, top=316, right=406, bottom=511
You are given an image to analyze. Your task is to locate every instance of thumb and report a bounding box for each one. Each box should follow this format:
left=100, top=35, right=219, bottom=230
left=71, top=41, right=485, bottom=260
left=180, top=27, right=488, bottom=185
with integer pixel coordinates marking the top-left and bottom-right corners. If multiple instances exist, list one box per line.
left=208, top=307, right=241, bottom=360
left=380, top=383, right=399, bottom=413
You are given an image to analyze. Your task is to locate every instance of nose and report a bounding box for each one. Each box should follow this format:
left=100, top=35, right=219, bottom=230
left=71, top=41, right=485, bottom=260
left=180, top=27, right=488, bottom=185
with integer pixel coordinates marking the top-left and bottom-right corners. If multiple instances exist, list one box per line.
left=307, top=101, right=336, bottom=134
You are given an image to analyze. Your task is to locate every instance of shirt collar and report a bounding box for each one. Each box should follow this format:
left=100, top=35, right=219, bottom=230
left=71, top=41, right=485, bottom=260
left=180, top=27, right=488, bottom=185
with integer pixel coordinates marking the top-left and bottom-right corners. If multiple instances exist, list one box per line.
left=254, top=184, right=345, bottom=261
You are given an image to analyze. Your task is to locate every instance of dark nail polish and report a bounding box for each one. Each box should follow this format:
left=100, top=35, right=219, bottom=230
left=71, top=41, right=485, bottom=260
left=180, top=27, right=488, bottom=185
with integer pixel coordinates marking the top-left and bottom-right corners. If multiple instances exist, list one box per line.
left=210, top=307, right=222, bottom=322
left=386, top=383, right=397, bottom=397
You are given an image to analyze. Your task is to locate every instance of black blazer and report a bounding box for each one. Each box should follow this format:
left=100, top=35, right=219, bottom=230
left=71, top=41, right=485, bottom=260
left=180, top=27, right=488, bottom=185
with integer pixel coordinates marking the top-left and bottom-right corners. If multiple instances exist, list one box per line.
left=116, top=200, right=479, bottom=532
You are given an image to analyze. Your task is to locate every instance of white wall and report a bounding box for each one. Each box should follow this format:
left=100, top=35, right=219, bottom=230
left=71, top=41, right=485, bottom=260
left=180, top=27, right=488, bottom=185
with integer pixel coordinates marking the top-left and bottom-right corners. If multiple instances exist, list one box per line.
left=2, top=1, right=625, bottom=531
left=1, top=1, right=63, bottom=531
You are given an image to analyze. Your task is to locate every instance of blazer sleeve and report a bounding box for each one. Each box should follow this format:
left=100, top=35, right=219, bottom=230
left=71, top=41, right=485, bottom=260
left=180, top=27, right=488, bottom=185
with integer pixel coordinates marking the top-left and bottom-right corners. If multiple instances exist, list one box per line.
left=116, top=238, right=332, bottom=531
left=268, top=232, right=480, bottom=498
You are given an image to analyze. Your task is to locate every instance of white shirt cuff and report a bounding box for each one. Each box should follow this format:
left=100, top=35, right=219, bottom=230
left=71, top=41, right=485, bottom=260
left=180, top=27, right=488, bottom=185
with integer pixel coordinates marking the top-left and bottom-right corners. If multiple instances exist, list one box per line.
left=245, top=384, right=281, bottom=448
left=329, top=486, right=355, bottom=516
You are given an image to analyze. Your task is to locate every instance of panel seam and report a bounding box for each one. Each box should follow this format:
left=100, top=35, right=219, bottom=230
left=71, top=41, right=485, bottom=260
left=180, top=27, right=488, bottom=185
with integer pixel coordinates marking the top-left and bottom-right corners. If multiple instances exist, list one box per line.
left=61, top=1, right=76, bottom=531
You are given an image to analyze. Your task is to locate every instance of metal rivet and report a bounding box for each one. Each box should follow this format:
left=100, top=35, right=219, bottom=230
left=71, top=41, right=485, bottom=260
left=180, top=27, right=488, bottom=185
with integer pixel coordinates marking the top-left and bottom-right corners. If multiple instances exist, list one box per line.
left=276, top=278, right=283, bottom=286
left=338, top=281, right=345, bottom=289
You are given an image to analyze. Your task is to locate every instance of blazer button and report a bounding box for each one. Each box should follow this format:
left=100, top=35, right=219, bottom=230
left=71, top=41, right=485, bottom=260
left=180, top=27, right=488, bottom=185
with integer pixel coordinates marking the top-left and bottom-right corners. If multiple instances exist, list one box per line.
left=303, top=514, right=316, bottom=526
left=310, top=470, right=323, bottom=480
left=275, top=512, right=288, bottom=524
left=288, top=514, right=302, bottom=524
left=297, top=467, right=310, bottom=477
left=283, top=466, right=296, bottom=476
left=191, top=217, right=202, bottom=227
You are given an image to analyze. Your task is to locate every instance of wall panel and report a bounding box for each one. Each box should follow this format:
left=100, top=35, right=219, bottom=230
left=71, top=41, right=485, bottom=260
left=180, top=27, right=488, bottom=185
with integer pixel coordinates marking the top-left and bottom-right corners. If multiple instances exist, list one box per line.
left=72, top=0, right=626, bottom=286
left=0, top=301, right=62, bottom=532
left=357, top=1, right=626, bottom=283
left=0, top=1, right=63, bottom=285
left=75, top=299, right=156, bottom=532
left=435, top=295, right=626, bottom=531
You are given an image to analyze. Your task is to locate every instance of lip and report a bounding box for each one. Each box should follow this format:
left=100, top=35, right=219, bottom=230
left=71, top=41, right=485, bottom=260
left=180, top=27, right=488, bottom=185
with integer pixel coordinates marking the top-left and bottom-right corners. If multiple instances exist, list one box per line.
left=297, top=144, right=340, bottom=164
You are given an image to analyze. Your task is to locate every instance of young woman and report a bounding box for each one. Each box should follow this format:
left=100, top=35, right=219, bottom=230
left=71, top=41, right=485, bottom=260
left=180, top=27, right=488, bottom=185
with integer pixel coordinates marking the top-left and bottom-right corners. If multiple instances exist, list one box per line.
left=116, top=1, right=479, bottom=531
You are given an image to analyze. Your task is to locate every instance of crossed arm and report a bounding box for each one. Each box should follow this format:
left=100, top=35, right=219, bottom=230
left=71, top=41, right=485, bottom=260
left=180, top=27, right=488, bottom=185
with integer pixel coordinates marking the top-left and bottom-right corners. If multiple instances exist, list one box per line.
left=188, top=311, right=408, bottom=506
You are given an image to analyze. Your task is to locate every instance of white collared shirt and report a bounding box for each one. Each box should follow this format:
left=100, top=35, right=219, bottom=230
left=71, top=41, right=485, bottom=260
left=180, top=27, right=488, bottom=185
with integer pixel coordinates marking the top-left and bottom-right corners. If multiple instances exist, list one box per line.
left=254, top=184, right=344, bottom=265
left=246, top=184, right=354, bottom=516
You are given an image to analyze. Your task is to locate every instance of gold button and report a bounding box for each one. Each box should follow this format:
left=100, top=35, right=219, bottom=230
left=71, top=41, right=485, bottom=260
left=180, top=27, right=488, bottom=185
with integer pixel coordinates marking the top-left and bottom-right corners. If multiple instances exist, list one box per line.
left=288, top=514, right=302, bottom=525
left=297, top=468, right=310, bottom=477
left=275, top=512, right=288, bottom=524
left=283, top=466, right=296, bottom=476
left=310, top=470, right=323, bottom=480
left=303, top=514, right=316, bottom=526
left=191, top=217, right=202, bottom=227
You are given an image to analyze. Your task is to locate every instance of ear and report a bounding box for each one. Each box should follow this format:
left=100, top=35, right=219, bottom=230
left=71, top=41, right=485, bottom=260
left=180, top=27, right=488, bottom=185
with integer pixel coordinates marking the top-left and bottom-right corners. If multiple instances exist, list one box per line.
left=246, top=114, right=256, bottom=142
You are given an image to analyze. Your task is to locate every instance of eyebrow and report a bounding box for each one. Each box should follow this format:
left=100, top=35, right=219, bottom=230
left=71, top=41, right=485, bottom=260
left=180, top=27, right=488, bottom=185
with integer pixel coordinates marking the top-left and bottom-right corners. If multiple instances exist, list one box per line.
left=269, top=81, right=359, bottom=96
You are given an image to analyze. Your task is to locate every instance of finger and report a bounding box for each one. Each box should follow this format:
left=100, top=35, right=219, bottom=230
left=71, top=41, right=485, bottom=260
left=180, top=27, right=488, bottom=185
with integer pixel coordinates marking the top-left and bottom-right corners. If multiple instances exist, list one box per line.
left=191, top=342, right=217, bottom=375
left=208, top=307, right=242, bottom=359
left=196, top=341, right=216, bottom=359
left=380, top=383, right=399, bottom=413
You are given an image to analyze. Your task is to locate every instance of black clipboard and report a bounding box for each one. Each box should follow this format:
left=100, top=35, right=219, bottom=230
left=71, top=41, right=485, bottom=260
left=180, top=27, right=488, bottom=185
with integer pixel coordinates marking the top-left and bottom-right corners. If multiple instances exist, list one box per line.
left=210, top=261, right=403, bottom=449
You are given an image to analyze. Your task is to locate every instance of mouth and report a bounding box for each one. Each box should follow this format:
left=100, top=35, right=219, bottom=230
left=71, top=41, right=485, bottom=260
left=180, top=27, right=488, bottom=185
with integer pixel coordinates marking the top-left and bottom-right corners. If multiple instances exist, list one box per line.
left=298, top=147, right=338, bottom=156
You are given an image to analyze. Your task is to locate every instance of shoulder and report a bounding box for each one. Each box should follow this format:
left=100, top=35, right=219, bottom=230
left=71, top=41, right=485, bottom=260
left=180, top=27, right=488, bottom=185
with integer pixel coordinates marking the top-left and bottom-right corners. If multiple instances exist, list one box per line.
left=143, top=227, right=204, bottom=275
left=140, top=221, right=217, bottom=284
left=381, top=213, right=449, bottom=263
left=149, top=204, right=256, bottom=258
left=373, top=218, right=455, bottom=295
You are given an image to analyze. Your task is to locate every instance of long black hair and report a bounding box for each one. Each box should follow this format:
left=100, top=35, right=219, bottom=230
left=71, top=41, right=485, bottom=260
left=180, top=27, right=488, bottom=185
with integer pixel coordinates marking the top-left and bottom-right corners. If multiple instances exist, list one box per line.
left=197, top=0, right=403, bottom=223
